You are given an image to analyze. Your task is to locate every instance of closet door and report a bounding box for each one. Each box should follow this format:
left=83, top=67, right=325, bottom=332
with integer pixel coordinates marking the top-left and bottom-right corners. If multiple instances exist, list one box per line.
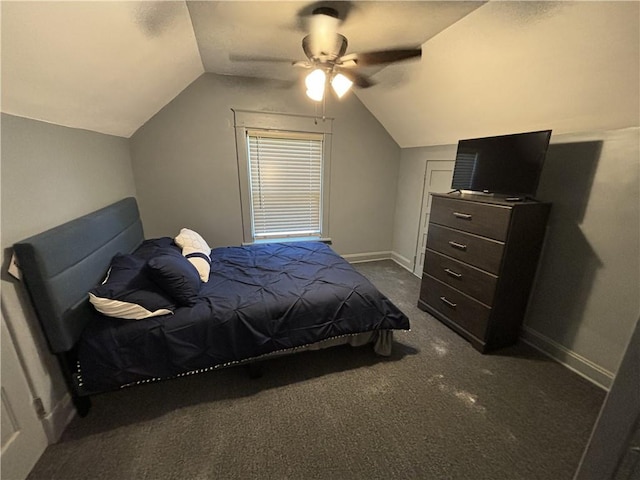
left=413, top=160, right=454, bottom=277
left=1, top=313, right=48, bottom=480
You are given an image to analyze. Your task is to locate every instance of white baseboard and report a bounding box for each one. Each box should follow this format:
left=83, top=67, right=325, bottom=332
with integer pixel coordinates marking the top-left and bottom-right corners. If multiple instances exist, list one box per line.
left=41, top=393, right=76, bottom=443
left=390, top=251, right=413, bottom=272
left=343, top=250, right=419, bottom=275
left=343, top=250, right=416, bottom=275
left=342, top=251, right=392, bottom=263
left=521, top=326, right=614, bottom=391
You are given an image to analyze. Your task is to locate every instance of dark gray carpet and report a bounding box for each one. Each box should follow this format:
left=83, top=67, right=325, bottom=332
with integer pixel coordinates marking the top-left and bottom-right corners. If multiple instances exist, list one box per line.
left=27, top=260, right=605, bottom=480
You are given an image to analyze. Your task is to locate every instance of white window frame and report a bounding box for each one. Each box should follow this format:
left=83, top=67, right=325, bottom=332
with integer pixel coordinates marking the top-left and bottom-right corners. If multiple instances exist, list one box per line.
left=233, top=109, right=332, bottom=244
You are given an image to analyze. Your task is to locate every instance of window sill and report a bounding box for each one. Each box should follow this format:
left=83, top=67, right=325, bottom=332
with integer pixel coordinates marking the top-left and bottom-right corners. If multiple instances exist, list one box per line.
left=243, top=237, right=332, bottom=246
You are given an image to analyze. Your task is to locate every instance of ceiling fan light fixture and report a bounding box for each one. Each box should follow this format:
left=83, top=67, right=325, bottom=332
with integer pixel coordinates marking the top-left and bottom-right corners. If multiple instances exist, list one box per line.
left=331, top=73, right=353, bottom=98
left=305, top=68, right=326, bottom=101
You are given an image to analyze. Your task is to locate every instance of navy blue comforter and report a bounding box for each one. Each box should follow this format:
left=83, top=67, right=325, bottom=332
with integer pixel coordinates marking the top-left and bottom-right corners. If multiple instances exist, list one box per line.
left=76, top=242, right=409, bottom=394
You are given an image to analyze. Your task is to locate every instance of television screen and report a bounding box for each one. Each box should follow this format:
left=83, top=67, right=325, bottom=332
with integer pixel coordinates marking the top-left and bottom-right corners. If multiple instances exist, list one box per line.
left=451, top=130, right=552, bottom=197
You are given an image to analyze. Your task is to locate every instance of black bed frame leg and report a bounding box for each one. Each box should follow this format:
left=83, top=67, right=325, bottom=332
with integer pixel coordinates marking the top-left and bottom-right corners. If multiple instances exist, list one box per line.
left=72, top=394, right=92, bottom=417
left=246, top=362, right=263, bottom=379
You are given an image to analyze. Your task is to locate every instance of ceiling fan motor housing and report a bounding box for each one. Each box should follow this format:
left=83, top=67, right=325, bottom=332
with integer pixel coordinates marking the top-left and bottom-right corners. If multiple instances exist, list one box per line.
left=303, top=34, right=348, bottom=63
left=311, top=6, right=339, bottom=19
left=297, top=3, right=422, bottom=91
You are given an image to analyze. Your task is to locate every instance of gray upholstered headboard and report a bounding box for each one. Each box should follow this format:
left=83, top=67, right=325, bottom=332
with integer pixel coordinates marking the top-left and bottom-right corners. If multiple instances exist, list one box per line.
left=13, top=197, right=144, bottom=354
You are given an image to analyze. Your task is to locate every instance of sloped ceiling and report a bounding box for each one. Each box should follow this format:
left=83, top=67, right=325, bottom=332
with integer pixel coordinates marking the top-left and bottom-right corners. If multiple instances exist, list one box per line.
left=1, top=1, right=483, bottom=139
left=357, top=1, right=640, bottom=147
left=2, top=1, right=638, bottom=145
left=1, top=2, right=204, bottom=138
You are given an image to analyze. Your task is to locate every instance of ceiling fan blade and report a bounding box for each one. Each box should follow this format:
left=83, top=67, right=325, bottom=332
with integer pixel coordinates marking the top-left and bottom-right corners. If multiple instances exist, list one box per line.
left=338, top=58, right=358, bottom=69
left=340, top=48, right=422, bottom=67
left=335, top=68, right=375, bottom=89
left=292, top=60, right=312, bottom=69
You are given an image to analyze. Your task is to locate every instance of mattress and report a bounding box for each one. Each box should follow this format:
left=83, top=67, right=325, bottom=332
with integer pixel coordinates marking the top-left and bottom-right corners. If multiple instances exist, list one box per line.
left=76, top=241, right=409, bottom=394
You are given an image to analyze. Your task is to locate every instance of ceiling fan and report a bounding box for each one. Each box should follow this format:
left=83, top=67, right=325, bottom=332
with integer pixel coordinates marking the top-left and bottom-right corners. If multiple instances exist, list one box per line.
left=293, top=6, right=422, bottom=101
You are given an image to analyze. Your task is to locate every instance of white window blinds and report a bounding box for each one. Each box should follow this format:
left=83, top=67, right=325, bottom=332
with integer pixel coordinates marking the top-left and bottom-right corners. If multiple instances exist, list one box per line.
left=247, top=130, right=324, bottom=239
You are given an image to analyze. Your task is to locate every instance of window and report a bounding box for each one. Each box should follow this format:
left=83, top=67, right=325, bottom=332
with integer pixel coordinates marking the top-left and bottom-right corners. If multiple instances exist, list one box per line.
left=234, top=110, right=332, bottom=244
left=247, top=131, right=323, bottom=240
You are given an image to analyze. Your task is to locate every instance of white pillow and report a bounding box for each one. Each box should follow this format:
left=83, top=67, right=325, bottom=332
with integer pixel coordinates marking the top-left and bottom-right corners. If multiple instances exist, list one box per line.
left=174, top=228, right=212, bottom=282
left=89, top=293, right=173, bottom=320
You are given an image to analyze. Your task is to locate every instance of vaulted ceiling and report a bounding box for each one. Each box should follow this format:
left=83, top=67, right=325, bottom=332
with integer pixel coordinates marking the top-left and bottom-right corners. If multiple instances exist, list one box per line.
left=2, top=1, right=638, bottom=147
left=1, top=1, right=483, bottom=139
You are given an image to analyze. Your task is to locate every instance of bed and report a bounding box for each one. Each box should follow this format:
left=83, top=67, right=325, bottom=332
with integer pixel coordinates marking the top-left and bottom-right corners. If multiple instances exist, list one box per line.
left=13, top=197, right=410, bottom=415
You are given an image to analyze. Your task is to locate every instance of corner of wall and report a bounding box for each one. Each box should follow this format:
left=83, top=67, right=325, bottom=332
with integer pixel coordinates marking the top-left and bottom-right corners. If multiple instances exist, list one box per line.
left=342, top=251, right=392, bottom=264
left=521, top=326, right=613, bottom=391
left=41, top=394, right=76, bottom=444
left=390, top=251, right=414, bottom=274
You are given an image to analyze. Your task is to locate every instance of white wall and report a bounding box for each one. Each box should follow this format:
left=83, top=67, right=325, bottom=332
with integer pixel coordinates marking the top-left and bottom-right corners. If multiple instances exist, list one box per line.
left=524, top=127, right=640, bottom=387
left=130, top=73, right=401, bottom=258
left=1, top=113, right=137, bottom=438
left=391, top=144, right=458, bottom=269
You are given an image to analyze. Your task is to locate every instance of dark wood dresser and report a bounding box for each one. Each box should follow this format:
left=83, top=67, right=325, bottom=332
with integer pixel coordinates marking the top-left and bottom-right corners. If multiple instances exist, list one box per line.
left=417, top=192, right=551, bottom=352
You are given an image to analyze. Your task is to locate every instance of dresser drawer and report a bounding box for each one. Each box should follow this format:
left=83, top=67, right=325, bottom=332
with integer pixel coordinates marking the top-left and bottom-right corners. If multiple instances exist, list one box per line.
left=430, top=196, right=512, bottom=241
left=420, top=275, right=490, bottom=340
left=424, top=249, right=497, bottom=306
left=426, top=224, right=504, bottom=275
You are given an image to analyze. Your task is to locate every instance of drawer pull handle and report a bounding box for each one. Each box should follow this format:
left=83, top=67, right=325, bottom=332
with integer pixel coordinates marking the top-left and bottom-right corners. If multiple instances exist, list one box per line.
left=453, top=212, right=472, bottom=220
left=445, top=268, right=462, bottom=278
left=449, top=241, right=467, bottom=251
left=440, top=296, right=457, bottom=308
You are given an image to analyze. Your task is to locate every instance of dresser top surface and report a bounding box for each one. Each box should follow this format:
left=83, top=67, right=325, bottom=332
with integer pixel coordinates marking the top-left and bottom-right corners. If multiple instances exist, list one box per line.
left=432, top=192, right=549, bottom=207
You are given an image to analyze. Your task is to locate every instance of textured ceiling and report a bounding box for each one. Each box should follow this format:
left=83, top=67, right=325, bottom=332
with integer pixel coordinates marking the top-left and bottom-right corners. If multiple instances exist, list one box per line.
left=1, top=1, right=484, bottom=138
left=356, top=0, right=640, bottom=146
left=1, top=2, right=204, bottom=138
left=2, top=1, right=637, bottom=145
left=188, top=1, right=484, bottom=81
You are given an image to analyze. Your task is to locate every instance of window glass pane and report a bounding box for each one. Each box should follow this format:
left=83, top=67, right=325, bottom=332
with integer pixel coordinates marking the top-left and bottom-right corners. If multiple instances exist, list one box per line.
left=247, top=132, right=323, bottom=239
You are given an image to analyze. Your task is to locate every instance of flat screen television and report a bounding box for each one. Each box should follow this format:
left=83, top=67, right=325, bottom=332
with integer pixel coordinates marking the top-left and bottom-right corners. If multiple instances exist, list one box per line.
left=451, top=129, right=552, bottom=198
